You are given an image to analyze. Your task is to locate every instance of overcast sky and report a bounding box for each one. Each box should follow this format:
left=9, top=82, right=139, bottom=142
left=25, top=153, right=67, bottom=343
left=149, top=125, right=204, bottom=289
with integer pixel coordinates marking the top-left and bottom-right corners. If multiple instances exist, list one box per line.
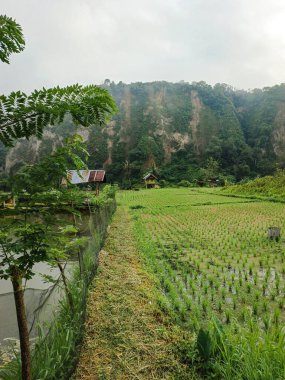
left=1, top=0, right=285, bottom=94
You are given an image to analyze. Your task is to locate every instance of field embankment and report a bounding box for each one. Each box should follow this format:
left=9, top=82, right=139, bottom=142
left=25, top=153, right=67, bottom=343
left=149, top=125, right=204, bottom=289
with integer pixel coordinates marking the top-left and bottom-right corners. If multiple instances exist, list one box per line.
left=73, top=207, right=193, bottom=380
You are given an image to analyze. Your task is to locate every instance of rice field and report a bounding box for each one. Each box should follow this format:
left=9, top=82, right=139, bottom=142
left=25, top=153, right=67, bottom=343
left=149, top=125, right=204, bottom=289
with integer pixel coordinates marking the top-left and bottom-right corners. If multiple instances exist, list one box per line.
left=119, top=188, right=285, bottom=378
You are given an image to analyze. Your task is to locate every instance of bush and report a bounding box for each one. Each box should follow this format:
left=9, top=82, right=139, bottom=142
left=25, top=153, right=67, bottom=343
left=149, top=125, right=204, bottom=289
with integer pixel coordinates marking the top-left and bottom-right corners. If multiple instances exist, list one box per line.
left=178, top=180, right=191, bottom=187
left=225, top=170, right=285, bottom=198
left=159, top=180, right=169, bottom=188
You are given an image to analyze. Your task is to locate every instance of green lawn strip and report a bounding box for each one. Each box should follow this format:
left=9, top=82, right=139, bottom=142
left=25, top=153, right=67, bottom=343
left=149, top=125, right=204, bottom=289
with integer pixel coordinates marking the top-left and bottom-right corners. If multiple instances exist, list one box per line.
left=73, top=206, right=196, bottom=380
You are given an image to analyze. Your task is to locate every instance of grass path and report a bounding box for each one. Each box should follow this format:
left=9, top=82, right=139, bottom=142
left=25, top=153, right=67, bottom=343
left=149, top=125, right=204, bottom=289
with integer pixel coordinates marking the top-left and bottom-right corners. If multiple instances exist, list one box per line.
left=73, top=206, right=192, bottom=380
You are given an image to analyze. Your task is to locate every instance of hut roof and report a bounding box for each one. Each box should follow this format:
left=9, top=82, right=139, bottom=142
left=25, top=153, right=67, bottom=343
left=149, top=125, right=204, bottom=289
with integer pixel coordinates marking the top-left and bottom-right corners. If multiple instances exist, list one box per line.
left=67, top=170, right=106, bottom=184
left=88, top=170, right=106, bottom=182
left=143, top=173, right=157, bottom=180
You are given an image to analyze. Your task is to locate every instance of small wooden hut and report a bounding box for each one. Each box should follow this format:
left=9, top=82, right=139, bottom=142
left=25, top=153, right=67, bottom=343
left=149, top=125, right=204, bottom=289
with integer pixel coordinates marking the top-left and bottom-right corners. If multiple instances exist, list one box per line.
left=62, top=170, right=106, bottom=195
left=143, top=173, right=158, bottom=189
left=2, top=196, right=16, bottom=209
left=88, top=170, right=106, bottom=195
left=208, top=177, right=220, bottom=187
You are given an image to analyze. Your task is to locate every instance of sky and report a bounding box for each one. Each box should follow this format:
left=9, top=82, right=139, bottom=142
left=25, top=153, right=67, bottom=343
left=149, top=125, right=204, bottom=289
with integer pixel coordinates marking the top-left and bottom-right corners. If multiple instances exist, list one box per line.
left=1, top=0, right=285, bottom=94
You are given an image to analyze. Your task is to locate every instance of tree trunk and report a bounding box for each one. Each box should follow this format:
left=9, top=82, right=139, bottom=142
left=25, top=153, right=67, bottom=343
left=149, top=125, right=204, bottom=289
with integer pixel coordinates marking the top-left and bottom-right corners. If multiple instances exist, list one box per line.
left=71, top=208, right=84, bottom=277
left=57, top=261, right=74, bottom=313
left=11, top=274, right=31, bottom=380
left=77, top=249, right=84, bottom=277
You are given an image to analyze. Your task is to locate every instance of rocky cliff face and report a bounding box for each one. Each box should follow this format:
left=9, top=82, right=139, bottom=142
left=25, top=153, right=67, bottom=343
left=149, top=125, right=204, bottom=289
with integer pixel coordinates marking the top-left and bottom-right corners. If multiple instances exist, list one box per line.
left=273, top=104, right=285, bottom=158
left=2, top=81, right=285, bottom=182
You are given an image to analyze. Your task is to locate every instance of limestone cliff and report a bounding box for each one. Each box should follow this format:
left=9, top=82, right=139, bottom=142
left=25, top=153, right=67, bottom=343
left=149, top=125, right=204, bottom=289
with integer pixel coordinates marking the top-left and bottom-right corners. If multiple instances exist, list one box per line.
left=2, top=81, right=285, bottom=182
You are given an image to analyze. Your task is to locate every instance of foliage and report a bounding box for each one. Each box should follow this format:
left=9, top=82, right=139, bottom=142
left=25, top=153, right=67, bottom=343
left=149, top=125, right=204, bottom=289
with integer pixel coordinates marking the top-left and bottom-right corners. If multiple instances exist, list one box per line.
left=0, top=135, right=117, bottom=380
left=0, top=84, right=117, bottom=146
left=177, top=180, right=191, bottom=187
left=196, top=329, right=212, bottom=363
left=0, top=211, right=84, bottom=290
left=0, top=220, right=49, bottom=281
left=0, top=199, right=116, bottom=380
left=0, top=15, right=25, bottom=64
left=225, top=169, right=285, bottom=198
left=159, top=179, right=169, bottom=188
left=204, top=317, right=285, bottom=380
left=0, top=12, right=117, bottom=380
left=11, top=134, right=88, bottom=194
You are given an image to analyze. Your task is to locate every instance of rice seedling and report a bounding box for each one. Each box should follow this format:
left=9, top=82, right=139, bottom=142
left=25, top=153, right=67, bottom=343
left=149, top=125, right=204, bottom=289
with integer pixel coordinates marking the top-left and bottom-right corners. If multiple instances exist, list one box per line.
left=224, top=309, right=231, bottom=324
left=263, top=300, right=269, bottom=312
left=120, top=188, right=285, bottom=380
left=252, top=302, right=259, bottom=316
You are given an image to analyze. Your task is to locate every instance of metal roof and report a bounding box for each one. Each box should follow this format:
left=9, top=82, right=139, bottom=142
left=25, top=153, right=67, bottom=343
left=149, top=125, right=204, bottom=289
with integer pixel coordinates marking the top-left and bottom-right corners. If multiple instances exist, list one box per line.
left=67, top=170, right=106, bottom=184
left=143, top=173, right=157, bottom=180
left=89, top=170, right=106, bottom=182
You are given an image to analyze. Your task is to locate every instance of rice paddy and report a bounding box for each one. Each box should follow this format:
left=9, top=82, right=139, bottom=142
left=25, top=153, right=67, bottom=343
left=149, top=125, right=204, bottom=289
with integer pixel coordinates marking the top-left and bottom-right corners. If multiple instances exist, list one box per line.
left=119, top=188, right=285, bottom=378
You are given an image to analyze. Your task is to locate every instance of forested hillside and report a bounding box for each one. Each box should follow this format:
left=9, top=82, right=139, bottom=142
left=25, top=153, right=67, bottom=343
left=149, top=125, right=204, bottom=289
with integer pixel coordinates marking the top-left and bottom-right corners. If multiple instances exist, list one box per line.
left=1, top=81, right=285, bottom=186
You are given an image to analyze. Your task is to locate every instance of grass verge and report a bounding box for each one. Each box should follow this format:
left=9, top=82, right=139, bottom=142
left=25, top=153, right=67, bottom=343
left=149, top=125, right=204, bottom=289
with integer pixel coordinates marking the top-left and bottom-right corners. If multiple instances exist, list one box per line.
left=73, top=207, right=197, bottom=380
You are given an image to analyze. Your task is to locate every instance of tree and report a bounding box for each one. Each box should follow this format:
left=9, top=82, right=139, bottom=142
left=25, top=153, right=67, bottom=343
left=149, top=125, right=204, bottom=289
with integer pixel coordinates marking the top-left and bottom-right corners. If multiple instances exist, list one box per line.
left=0, top=14, right=116, bottom=147
left=204, top=157, right=219, bottom=179
left=0, top=13, right=117, bottom=380
left=123, top=160, right=132, bottom=189
left=0, top=221, right=49, bottom=380
left=196, top=158, right=220, bottom=185
left=0, top=15, right=25, bottom=64
left=0, top=136, right=94, bottom=380
left=0, top=210, right=89, bottom=380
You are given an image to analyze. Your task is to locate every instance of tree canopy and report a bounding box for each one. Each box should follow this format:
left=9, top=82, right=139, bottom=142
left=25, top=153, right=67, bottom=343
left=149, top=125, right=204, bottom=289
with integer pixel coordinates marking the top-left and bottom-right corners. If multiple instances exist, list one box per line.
left=0, top=85, right=117, bottom=146
left=0, top=14, right=117, bottom=147
left=0, top=15, right=25, bottom=64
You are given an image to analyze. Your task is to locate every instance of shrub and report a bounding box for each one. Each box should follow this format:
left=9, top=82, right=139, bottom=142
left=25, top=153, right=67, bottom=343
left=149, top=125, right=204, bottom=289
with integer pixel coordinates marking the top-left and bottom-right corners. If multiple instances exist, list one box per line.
left=178, top=180, right=191, bottom=187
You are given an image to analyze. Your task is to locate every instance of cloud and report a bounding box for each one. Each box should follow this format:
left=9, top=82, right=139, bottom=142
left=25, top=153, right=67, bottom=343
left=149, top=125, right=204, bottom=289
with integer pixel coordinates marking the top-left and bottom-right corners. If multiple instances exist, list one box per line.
left=1, top=0, right=285, bottom=93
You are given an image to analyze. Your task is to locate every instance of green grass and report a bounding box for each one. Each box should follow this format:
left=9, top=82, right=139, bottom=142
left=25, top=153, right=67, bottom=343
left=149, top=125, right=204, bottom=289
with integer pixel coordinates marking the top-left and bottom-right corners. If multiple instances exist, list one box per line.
left=73, top=207, right=194, bottom=380
left=119, top=188, right=285, bottom=379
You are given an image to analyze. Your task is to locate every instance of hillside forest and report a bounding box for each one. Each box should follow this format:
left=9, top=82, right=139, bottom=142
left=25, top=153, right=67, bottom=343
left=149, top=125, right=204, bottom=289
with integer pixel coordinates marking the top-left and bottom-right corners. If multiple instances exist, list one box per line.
left=1, top=80, right=285, bottom=187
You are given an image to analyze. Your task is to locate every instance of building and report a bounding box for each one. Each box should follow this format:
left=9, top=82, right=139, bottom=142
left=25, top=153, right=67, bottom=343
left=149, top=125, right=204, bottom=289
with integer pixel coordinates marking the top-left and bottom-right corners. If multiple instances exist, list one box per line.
left=143, top=173, right=158, bottom=189
left=62, top=170, right=106, bottom=195
left=208, top=177, right=220, bottom=187
left=3, top=196, right=16, bottom=208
